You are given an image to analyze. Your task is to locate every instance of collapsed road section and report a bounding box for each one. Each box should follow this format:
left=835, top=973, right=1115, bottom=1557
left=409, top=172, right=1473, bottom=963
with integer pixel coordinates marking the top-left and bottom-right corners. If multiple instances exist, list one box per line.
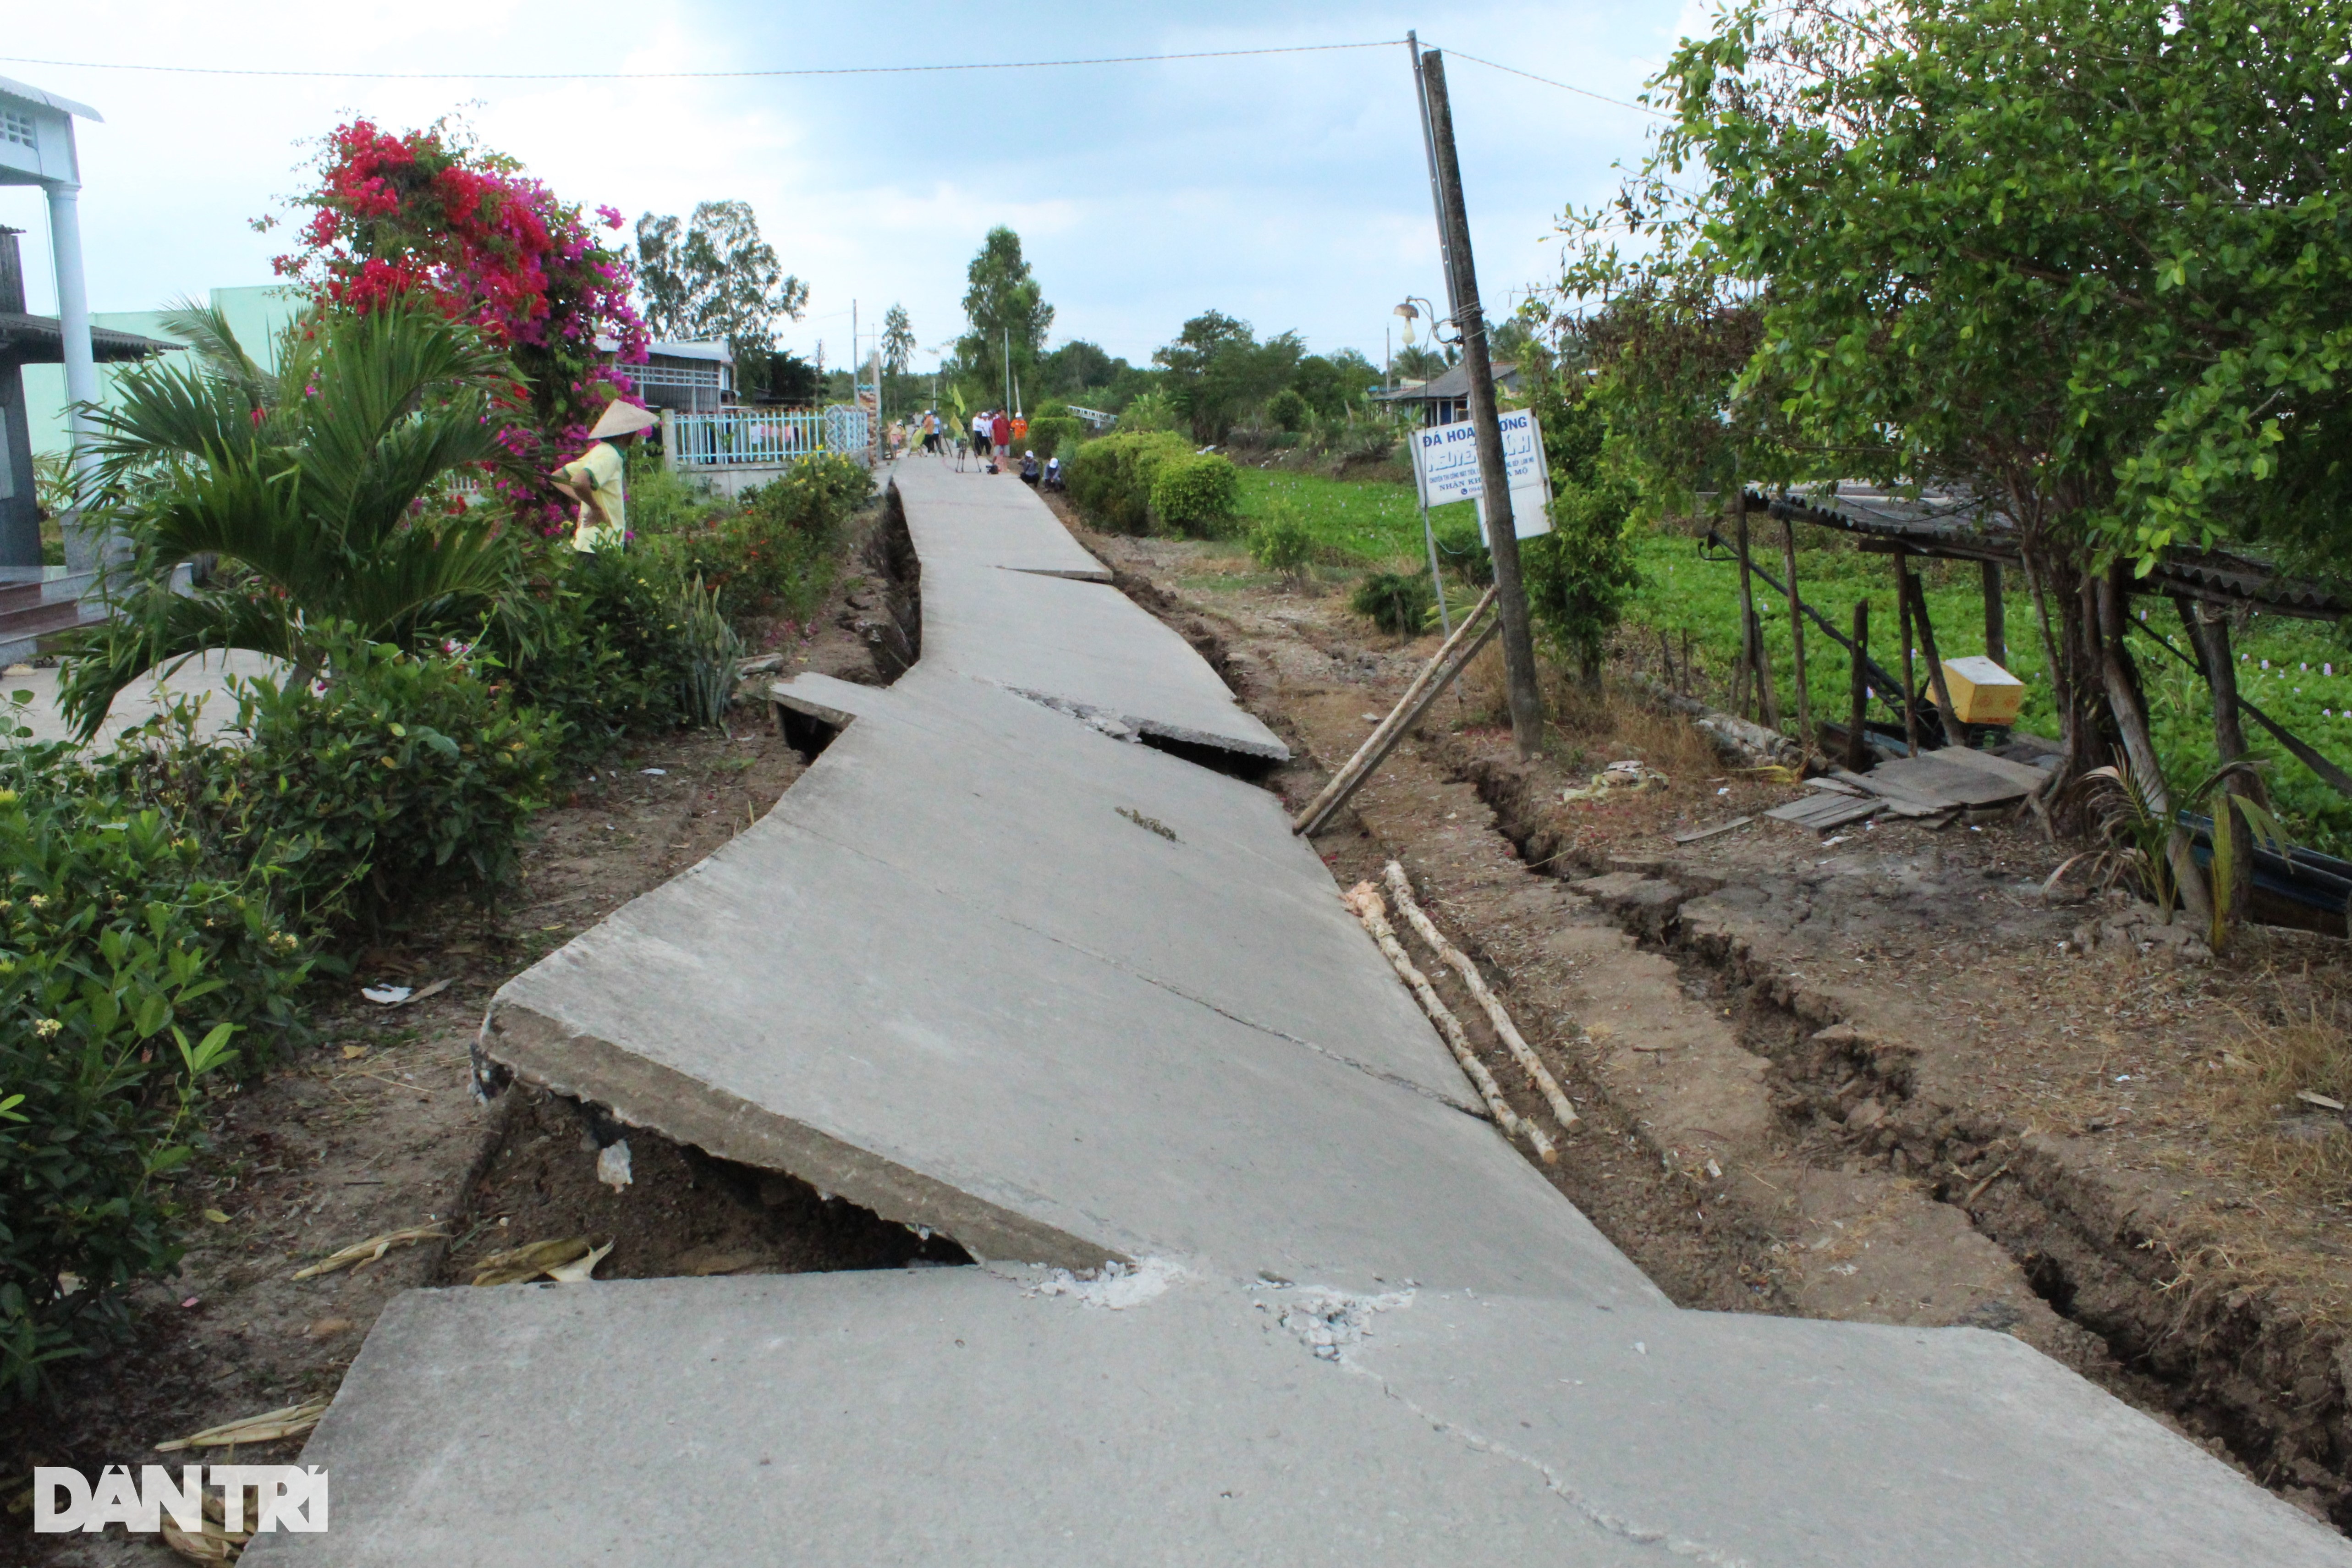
left=247, top=461, right=2352, bottom=1567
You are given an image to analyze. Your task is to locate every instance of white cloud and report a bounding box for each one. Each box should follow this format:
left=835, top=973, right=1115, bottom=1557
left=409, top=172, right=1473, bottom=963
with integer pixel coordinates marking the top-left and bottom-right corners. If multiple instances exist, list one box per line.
left=2, top=0, right=1696, bottom=365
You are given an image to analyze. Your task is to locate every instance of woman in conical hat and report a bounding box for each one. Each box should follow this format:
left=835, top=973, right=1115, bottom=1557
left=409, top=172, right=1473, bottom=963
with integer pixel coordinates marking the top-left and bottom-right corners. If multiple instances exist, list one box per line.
left=550, top=401, right=659, bottom=553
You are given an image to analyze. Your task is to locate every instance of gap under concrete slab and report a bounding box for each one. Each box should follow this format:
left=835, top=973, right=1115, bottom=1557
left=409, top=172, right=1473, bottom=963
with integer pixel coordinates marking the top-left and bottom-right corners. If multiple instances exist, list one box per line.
left=480, top=669, right=1652, bottom=1300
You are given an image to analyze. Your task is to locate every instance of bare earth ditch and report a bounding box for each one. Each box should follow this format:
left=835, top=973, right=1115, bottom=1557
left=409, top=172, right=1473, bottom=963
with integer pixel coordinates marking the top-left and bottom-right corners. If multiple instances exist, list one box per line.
left=1057, top=502, right=2352, bottom=1531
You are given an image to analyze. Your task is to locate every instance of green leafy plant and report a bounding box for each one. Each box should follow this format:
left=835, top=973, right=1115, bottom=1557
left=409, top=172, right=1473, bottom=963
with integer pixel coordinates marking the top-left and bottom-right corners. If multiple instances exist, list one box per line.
left=0, top=766, right=310, bottom=1399
left=1023, top=415, right=1084, bottom=459
left=1434, top=514, right=1493, bottom=585
left=1248, top=504, right=1316, bottom=587
left=674, top=575, right=743, bottom=730
left=59, top=301, right=521, bottom=738
left=1148, top=452, right=1241, bottom=538
left=1267, top=388, right=1312, bottom=434
left=1351, top=572, right=1437, bottom=639
left=487, top=550, right=695, bottom=762
left=230, top=634, right=559, bottom=929
left=1064, top=431, right=1193, bottom=534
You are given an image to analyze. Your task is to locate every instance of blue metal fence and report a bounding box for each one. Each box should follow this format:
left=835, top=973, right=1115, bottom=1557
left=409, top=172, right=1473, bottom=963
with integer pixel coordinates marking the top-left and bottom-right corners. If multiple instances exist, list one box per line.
left=670, top=405, right=871, bottom=467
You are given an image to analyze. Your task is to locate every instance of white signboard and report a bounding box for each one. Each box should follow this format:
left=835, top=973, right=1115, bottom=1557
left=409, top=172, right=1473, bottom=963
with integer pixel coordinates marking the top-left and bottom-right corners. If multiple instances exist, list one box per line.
left=1410, top=409, right=1553, bottom=540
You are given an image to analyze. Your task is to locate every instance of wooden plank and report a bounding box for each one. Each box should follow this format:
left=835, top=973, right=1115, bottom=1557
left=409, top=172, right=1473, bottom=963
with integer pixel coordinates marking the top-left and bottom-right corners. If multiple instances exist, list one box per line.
left=1884, top=753, right=2031, bottom=806
left=1835, top=766, right=1959, bottom=809
left=1767, top=793, right=1879, bottom=828
left=1923, top=746, right=2050, bottom=792
left=1671, top=814, right=1753, bottom=845
left=1805, top=777, right=1865, bottom=797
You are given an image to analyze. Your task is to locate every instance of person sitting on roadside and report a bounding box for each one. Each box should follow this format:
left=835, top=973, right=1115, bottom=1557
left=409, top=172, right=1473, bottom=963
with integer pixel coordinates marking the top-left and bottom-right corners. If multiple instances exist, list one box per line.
left=1020, top=449, right=1041, bottom=486
left=548, top=400, right=657, bottom=552
left=1044, top=455, right=1063, bottom=491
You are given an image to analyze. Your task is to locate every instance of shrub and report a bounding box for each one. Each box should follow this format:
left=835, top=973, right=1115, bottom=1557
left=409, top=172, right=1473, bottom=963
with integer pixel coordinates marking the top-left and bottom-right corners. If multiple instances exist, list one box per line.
left=1268, top=388, right=1312, bottom=433
left=1113, top=390, right=1179, bottom=434
left=1024, top=415, right=1084, bottom=459
left=1248, top=504, right=1316, bottom=584
left=674, top=576, right=743, bottom=729
left=0, top=752, right=310, bottom=1398
left=646, top=454, right=870, bottom=621
left=1434, top=515, right=1493, bottom=585
left=232, top=637, right=560, bottom=929
left=1351, top=572, right=1437, bottom=638
left=1149, top=452, right=1241, bottom=537
left=1521, top=484, right=1642, bottom=682
left=489, top=549, right=694, bottom=759
left=1065, top=431, right=1193, bottom=534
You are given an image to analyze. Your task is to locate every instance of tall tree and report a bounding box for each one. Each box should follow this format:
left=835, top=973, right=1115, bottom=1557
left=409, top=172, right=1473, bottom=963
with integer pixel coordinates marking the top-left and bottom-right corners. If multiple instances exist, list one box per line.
left=1153, top=312, right=1303, bottom=442
left=632, top=201, right=809, bottom=367
left=1560, top=0, right=2352, bottom=921
left=880, top=303, right=915, bottom=376
left=959, top=226, right=1054, bottom=404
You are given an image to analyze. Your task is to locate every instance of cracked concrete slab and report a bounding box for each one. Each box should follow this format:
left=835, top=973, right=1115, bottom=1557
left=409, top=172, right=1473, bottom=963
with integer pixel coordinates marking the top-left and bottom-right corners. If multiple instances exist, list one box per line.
left=890, top=457, right=1115, bottom=581
left=247, top=1267, right=2350, bottom=1568
left=917, top=557, right=1287, bottom=760
left=484, top=670, right=1651, bottom=1298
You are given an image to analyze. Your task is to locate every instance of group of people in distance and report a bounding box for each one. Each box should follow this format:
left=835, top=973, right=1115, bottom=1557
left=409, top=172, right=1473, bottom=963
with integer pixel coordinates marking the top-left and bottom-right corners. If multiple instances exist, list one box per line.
left=916, top=407, right=1058, bottom=489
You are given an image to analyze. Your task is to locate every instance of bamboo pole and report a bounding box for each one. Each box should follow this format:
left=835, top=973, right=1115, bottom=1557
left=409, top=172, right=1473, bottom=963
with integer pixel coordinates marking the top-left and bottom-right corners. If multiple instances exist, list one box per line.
left=1292, top=587, right=1498, bottom=836
left=1847, top=599, right=1870, bottom=772
left=1896, top=551, right=1921, bottom=755
left=1382, top=862, right=1577, bottom=1130
left=1982, top=560, right=2007, bottom=671
left=1903, top=567, right=1964, bottom=744
left=1343, top=883, right=1554, bottom=1162
left=1780, top=517, right=1812, bottom=755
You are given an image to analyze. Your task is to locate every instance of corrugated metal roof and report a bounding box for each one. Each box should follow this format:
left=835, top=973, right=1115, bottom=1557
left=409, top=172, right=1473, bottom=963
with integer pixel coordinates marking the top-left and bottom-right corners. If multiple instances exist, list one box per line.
left=0, top=310, right=179, bottom=364
left=1762, top=487, right=2348, bottom=621
left=0, top=75, right=102, bottom=123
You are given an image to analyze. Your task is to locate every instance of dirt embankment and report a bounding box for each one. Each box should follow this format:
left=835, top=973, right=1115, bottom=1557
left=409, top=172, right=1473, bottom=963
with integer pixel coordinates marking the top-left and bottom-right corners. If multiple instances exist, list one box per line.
left=1063, top=511, right=2352, bottom=1530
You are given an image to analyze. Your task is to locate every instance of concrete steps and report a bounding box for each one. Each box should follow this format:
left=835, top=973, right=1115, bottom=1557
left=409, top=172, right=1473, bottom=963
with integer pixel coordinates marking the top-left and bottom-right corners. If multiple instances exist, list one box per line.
left=0, top=568, right=104, bottom=666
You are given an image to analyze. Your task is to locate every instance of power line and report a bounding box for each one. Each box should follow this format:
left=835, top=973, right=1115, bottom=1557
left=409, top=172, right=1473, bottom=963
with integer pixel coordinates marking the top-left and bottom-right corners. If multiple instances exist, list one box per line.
left=0, top=40, right=1660, bottom=117
left=1441, top=48, right=1669, bottom=119
left=0, top=39, right=1406, bottom=83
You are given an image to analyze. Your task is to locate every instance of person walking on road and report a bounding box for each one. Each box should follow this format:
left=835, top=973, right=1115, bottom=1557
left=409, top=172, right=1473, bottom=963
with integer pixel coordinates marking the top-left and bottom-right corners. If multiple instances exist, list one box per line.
left=972, top=410, right=993, bottom=460
left=992, top=410, right=1012, bottom=464
left=548, top=400, right=656, bottom=553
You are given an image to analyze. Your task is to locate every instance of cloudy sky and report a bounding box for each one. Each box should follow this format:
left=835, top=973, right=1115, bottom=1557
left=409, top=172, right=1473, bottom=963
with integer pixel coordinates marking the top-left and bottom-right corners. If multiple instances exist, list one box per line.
left=1, top=1, right=1702, bottom=371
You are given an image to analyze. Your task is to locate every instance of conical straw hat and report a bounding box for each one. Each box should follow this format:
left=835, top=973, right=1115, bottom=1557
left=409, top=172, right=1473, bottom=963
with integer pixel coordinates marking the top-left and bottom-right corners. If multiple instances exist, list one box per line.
left=588, top=401, right=660, bottom=439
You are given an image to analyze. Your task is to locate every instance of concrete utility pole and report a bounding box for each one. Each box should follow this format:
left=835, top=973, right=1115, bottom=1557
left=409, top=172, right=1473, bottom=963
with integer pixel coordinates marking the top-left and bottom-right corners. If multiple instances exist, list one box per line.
left=1417, top=46, right=1545, bottom=754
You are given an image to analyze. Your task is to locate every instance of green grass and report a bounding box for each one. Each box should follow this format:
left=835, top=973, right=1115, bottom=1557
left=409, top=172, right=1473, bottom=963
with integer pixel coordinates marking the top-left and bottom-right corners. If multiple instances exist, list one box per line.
left=1233, top=466, right=2352, bottom=853
left=1635, top=529, right=2352, bottom=856
left=1235, top=467, right=1471, bottom=567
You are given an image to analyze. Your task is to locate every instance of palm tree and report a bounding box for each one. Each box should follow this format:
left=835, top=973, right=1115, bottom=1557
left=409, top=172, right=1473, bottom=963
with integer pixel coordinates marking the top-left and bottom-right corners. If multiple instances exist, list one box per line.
left=58, top=301, right=521, bottom=738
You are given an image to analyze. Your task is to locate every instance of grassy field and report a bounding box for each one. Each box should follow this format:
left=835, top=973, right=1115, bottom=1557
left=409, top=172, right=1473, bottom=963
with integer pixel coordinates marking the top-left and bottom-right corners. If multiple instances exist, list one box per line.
left=1231, top=466, right=2352, bottom=851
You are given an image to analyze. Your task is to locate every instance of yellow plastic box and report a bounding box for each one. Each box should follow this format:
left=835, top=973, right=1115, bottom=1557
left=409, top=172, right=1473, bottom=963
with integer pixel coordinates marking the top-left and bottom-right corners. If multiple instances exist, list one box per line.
left=1941, top=655, right=2024, bottom=726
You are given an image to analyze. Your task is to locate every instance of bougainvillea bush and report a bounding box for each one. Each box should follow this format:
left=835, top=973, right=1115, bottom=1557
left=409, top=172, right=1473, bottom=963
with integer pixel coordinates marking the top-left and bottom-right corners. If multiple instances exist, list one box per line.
left=271, top=117, right=650, bottom=528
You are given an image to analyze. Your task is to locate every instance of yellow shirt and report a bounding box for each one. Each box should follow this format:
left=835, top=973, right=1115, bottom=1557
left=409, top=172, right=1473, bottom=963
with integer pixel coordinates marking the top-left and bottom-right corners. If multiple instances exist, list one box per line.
left=562, top=440, right=627, bottom=553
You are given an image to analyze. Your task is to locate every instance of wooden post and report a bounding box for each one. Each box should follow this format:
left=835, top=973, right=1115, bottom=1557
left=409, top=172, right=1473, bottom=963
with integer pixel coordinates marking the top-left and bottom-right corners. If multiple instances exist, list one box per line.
left=1895, top=552, right=1920, bottom=756
left=1847, top=600, right=1870, bottom=772
left=1419, top=50, right=1544, bottom=756
left=1982, top=559, right=2007, bottom=670
left=1733, top=495, right=1779, bottom=727
left=2179, top=595, right=2253, bottom=933
left=1780, top=517, right=1811, bottom=755
left=1904, top=569, right=1964, bottom=745
left=2096, top=567, right=2212, bottom=931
